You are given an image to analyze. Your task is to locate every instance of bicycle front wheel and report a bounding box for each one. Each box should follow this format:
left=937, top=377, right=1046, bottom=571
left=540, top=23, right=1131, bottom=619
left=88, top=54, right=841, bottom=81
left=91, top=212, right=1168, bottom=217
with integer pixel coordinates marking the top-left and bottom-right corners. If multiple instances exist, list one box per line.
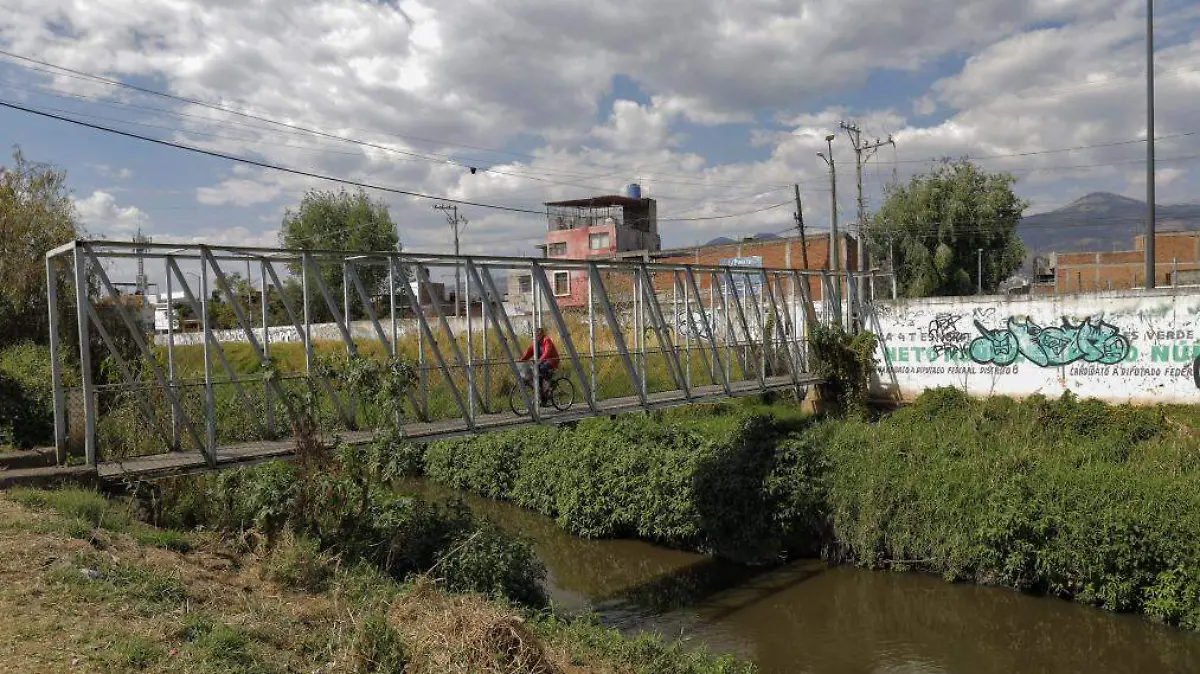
left=509, top=384, right=531, bottom=416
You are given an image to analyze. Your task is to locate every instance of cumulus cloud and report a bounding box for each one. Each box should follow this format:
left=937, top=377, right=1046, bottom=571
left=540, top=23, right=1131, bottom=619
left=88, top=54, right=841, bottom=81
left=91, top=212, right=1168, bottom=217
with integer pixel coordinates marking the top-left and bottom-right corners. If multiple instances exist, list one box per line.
left=0, top=0, right=1197, bottom=255
left=73, top=190, right=149, bottom=236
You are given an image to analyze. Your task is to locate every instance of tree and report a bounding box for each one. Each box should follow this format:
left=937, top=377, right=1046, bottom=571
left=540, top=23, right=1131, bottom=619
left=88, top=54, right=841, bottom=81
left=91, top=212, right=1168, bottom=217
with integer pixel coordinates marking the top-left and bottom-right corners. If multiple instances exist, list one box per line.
left=869, top=159, right=1027, bottom=297
left=0, top=148, right=82, bottom=347
left=279, top=188, right=400, bottom=321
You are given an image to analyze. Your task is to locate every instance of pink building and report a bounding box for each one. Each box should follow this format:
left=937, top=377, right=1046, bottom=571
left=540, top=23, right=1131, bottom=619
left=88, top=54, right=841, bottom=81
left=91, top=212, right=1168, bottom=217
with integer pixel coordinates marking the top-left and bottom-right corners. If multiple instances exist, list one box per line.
left=509, top=189, right=659, bottom=310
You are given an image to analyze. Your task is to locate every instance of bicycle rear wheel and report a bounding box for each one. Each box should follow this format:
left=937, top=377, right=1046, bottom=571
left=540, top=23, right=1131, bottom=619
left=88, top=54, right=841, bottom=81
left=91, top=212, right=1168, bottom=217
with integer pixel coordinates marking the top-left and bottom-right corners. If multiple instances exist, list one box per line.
left=550, top=377, right=575, bottom=412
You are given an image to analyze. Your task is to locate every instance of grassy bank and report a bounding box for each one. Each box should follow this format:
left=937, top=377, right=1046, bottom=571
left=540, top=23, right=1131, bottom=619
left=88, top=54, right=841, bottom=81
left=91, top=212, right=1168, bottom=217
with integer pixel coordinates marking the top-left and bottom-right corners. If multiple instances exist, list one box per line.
left=821, top=388, right=1200, bottom=629
left=423, top=390, right=1200, bottom=630
left=1, top=481, right=755, bottom=674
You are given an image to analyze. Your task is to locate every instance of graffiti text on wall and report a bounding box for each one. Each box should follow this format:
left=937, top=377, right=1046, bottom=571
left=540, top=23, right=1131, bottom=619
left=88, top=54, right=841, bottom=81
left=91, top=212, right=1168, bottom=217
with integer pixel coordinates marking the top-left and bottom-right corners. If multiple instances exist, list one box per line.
left=968, top=316, right=1130, bottom=368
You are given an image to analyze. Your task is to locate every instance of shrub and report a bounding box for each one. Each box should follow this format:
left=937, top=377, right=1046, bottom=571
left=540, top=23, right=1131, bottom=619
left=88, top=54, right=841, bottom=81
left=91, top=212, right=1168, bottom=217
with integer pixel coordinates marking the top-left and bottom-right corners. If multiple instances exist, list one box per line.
left=0, top=342, right=62, bottom=448
left=807, top=324, right=877, bottom=418
left=431, top=406, right=816, bottom=562
left=158, top=445, right=548, bottom=607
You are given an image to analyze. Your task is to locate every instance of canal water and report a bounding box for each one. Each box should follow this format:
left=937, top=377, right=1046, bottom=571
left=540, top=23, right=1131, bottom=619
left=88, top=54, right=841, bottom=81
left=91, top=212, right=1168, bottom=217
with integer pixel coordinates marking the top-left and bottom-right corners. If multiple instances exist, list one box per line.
left=403, top=480, right=1200, bottom=674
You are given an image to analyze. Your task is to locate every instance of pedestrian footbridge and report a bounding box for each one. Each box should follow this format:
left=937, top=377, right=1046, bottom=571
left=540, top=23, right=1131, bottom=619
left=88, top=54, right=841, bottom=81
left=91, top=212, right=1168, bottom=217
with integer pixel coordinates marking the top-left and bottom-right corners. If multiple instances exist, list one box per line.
left=44, top=240, right=874, bottom=482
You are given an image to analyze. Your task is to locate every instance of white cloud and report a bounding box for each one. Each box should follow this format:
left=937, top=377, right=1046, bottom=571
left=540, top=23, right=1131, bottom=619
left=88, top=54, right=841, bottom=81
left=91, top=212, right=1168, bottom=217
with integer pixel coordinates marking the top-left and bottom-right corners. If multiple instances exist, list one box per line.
left=196, top=177, right=285, bottom=207
left=91, top=164, right=133, bottom=181
left=1, top=0, right=1197, bottom=255
left=73, top=190, right=149, bottom=236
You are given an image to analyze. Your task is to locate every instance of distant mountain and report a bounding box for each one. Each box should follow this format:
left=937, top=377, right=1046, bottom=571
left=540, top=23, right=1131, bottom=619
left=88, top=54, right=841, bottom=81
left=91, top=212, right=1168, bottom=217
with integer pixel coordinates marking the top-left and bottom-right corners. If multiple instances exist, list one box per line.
left=1020, top=192, right=1200, bottom=255
left=703, top=232, right=782, bottom=246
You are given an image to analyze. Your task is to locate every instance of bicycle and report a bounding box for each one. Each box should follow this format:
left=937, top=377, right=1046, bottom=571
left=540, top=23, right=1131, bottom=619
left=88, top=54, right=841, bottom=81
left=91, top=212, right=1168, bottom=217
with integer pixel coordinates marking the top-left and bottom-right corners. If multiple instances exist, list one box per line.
left=509, top=368, right=576, bottom=416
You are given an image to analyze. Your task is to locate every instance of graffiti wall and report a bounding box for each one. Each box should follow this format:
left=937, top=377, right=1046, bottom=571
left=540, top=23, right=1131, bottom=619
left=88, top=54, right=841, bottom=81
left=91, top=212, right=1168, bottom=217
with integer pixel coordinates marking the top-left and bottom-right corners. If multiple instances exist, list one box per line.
left=867, top=289, right=1200, bottom=404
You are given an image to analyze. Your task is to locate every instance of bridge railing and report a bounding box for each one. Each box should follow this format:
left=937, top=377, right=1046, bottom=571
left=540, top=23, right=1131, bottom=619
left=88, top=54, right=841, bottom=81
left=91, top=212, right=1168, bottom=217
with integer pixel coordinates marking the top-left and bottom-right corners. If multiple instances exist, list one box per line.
left=45, top=240, right=891, bottom=468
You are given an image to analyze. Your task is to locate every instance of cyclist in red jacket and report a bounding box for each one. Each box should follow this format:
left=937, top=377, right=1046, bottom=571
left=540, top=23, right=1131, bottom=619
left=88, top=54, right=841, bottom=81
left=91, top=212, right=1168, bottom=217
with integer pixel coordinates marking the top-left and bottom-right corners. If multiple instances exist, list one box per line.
left=518, top=327, right=559, bottom=402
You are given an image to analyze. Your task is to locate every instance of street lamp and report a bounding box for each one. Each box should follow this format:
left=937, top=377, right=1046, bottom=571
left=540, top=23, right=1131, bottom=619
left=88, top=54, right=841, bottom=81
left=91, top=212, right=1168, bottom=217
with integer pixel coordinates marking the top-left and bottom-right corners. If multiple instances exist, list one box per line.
left=817, top=134, right=840, bottom=324
left=977, top=249, right=984, bottom=295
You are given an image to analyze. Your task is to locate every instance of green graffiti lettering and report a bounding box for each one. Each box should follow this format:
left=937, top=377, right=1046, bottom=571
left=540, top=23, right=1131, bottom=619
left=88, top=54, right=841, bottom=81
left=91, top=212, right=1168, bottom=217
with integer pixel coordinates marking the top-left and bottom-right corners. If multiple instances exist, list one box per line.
left=1152, top=345, right=1171, bottom=363
left=899, top=348, right=909, bottom=362
left=969, top=315, right=1129, bottom=368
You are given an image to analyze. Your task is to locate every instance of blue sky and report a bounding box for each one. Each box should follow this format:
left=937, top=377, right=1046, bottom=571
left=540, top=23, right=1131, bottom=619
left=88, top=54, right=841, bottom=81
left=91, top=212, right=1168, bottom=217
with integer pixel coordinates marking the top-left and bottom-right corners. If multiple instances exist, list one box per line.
left=2, top=0, right=1200, bottom=275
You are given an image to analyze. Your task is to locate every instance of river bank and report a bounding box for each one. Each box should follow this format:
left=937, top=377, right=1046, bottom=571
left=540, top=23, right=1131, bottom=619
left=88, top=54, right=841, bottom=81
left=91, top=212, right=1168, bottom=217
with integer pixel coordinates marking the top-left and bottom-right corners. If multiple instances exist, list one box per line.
left=0, top=450, right=753, bottom=672
left=423, top=389, right=1200, bottom=632
left=405, top=477, right=1200, bottom=674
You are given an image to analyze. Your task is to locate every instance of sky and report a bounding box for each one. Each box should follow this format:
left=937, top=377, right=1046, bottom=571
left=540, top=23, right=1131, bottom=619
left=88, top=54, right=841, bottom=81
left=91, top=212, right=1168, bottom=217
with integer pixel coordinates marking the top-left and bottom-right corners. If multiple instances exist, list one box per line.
left=2, top=0, right=1200, bottom=284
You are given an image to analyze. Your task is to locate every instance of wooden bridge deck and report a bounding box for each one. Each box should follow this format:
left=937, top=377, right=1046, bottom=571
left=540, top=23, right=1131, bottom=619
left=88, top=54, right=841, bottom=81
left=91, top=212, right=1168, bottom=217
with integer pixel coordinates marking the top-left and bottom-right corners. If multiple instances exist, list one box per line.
left=96, top=375, right=814, bottom=483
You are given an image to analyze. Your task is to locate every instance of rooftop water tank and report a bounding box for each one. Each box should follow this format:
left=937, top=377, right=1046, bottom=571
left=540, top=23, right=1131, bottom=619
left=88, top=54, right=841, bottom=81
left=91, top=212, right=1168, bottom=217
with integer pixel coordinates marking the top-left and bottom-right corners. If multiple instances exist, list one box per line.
left=626, top=183, right=641, bottom=200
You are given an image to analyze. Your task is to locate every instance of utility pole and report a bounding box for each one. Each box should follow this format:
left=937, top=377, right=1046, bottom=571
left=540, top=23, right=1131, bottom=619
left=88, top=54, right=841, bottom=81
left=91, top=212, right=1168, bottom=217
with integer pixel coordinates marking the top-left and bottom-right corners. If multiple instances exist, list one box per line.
left=793, top=184, right=812, bottom=271
left=1144, top=0, right=1156, bottom=290
left=840, top=121, right=895, bottom=307
left=434, top=203, right=468, bottom=317
left=817, top=135, right=841, bottom=325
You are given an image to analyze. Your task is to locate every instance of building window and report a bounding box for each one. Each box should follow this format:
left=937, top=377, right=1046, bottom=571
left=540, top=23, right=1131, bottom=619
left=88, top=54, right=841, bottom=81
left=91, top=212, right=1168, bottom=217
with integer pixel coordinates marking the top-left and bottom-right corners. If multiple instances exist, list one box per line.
left=588, top=233, right=611, bottom=250
left=553, top=270, right=570, bottom=296
left=517, top=275, right=532, bottom=294
left=547, top=242, right=567, bottom=257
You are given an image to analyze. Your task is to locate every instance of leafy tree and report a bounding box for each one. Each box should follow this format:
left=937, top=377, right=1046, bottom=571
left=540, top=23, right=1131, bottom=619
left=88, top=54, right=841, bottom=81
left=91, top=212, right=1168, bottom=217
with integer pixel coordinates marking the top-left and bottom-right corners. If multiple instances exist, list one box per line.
left=869, top=159, right=1027, bottom=297
left=279, top=188, right=401, bottom=321
left=0, top=148, right=82, bottom=347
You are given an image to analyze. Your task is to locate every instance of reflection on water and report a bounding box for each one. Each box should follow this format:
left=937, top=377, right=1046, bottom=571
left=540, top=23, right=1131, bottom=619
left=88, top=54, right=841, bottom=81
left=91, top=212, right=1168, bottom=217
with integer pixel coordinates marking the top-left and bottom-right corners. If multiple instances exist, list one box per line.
left=400, top=480, right=1200, bottom=674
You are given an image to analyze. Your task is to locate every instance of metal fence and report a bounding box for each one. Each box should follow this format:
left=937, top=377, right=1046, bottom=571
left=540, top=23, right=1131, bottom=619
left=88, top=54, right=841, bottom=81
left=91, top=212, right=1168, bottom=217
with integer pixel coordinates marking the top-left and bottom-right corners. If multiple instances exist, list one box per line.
left=46, top=240, right=889, bottom=470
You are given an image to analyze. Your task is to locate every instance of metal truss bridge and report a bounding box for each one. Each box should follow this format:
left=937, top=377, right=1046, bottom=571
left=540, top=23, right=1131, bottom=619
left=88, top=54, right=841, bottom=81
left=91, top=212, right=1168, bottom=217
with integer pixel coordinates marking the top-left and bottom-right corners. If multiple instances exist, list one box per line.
left=45, top=240, right=884, bottom=482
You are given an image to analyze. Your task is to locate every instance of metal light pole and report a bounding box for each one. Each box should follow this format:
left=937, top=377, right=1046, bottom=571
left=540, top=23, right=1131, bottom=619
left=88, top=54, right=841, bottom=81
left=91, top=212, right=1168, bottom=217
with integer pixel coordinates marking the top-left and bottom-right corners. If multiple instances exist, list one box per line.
left=1145, top=0, right=1156, bottom=290
left=977, top=249, right=984, bottom=295
left=817, top=134, right=841, bottom=325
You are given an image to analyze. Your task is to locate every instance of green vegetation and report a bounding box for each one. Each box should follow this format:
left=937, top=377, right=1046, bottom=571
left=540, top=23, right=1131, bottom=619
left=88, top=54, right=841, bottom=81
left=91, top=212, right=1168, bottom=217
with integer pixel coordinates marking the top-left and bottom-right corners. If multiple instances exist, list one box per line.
left=822, top=389, right=1200, bottom=630
left=0, top=342, right=74, bottom=449
left=278, top=187, right=401, bottom=323
left=807, top=323, right=877, bottom=418
left=425, top=389, right=1200, bottom=631
left=870, top=158, right=1027, bottom=297
left=0, top=148, right=81, bottom=349
left=426, top=397, right=819, bottom=562
left=156, top=441, right=547, bottom=607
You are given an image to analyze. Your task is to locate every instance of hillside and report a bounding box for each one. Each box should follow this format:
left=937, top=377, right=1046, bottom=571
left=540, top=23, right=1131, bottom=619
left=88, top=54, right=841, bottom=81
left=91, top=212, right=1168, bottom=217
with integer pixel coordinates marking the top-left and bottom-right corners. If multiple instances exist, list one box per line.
left=1020, top=192, right=1200, bottom=254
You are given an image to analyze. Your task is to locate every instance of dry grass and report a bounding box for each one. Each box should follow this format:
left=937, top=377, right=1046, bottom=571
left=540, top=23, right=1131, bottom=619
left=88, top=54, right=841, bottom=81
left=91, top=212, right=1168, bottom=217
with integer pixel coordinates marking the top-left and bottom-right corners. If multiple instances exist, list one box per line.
left=392, top=580, right=563, bottom=674
left=0, top=491, right=724, bottom=674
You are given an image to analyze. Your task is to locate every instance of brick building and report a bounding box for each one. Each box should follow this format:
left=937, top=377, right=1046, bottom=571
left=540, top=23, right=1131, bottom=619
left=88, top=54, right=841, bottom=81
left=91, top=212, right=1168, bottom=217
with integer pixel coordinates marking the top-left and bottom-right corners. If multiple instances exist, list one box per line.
left=1051, top=231, right=1200, bottom=292
left=645, top=234, right=857, bottom=301
left=506, top=186, right=861, bottom=311
left=507, top=190, right=660, bottom=310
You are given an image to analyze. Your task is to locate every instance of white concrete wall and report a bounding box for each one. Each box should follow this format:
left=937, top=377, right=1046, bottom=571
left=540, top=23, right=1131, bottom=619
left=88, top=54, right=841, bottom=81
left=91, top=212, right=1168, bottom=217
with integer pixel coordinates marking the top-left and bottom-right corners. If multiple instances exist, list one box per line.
left=867, top=289, right=1200, bottom=404
left=154, top=315, right=537, bottom=347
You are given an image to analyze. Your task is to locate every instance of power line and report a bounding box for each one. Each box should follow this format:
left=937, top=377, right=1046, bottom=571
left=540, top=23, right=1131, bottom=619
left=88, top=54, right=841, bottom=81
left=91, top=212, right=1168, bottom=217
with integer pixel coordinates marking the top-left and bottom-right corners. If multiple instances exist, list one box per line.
left=0, top=98, right=550, bottom=215
left=2, top=69, right=817, bottom=200
left=875, top=131, right=1198, bottom=166
left=0, top=99, right=798, bottom=230
left=0, top=50, right=798, bottom=191
left=659, top=200, right=792, bottom=222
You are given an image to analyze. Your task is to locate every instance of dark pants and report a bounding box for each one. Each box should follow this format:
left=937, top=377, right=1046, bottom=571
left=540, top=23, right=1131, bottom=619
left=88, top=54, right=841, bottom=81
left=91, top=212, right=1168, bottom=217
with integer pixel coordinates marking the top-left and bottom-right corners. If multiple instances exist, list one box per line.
left=522, top=361, right=554, bottom=391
